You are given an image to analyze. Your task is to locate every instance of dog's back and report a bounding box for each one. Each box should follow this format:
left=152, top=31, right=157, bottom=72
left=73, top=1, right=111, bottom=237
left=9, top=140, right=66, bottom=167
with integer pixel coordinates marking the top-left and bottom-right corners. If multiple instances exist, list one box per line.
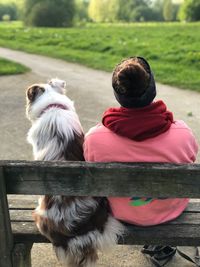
left=26, top=79, right=124, bottom=267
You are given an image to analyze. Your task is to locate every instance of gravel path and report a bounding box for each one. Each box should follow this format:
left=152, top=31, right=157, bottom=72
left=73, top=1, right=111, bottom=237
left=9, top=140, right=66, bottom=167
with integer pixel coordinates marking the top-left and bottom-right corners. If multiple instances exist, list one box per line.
left=0, top=47, right=199, bottom=267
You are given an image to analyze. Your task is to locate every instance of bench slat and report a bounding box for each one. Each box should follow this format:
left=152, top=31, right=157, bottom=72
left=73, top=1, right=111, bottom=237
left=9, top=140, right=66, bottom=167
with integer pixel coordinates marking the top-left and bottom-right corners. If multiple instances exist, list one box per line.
left=8, top=195, right=38, bottom=210
left=186, top=201, right=200, bottom=212
left=8, top=197, right=200, bottom=212
left=9, top=208, right=200, bottom=224
left=10, top=210, right=33, bottom=222
left=10, top=201, right=200, bottom=246
left=123, top=224, right=200, bottom=246
left=12, top=220, right=200, bottom=246
left=0, top=169, right=13, bottom=267
left=4, top=161, right=200, bottom=197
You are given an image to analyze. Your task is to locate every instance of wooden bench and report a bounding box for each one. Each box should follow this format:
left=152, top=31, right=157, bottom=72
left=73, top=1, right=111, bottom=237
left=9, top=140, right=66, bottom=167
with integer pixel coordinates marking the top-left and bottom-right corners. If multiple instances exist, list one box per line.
left=1, top=160, right=200, bottom=267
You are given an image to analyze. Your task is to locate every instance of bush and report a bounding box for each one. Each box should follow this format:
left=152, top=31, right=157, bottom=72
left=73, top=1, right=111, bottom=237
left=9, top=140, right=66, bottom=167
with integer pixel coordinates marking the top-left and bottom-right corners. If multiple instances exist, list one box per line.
left=2, top=14, right=11, bottom=22
left=24, top=0, right=75, bottom=27
left=0, top=3, right=18, bottom=21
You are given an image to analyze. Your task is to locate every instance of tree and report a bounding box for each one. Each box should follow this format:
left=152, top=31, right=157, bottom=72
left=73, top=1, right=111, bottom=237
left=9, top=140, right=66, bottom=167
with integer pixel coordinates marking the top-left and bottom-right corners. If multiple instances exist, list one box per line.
left=151, top=0, right=180, bottom=21
left=117, top=0, right=150, bottom=21
left=88, top=0, right=104, bottom=22
left=75, top=0, right=90, bottom=22
left=163, top=0, right=173, bottom=21
left=150, top=0, right=164, bottom=21
left=129, top=5, right=161, bottom=21
left=172, top=4, right=181, bottom=21
left=0, top=3, right=18, bottom=21
left=24, top=0, right=75, bottom=27
left=179, top=0, right=200, bottom=21
left=107, top=0, right=120, bottom=22
left=88, top=0, right=119, bottom=22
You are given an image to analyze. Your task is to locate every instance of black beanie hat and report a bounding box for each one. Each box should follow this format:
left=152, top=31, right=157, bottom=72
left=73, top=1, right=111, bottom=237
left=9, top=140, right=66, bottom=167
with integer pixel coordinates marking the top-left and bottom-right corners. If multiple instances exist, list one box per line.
left=113, top=57, right=156, bottom=108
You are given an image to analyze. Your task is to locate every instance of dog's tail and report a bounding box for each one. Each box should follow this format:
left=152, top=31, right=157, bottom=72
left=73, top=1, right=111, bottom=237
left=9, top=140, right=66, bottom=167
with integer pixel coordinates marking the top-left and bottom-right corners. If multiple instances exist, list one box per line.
left=54, top=216, right=125, bottom=267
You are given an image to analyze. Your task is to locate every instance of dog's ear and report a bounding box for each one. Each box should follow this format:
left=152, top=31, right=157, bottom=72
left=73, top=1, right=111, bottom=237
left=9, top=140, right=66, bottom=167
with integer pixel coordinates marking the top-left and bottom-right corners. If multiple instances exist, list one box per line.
left=26, top=85, right=45, bottom=102
left=49, top=78, right=66, bottom=88
left=48, top=79, right=66, bottom=94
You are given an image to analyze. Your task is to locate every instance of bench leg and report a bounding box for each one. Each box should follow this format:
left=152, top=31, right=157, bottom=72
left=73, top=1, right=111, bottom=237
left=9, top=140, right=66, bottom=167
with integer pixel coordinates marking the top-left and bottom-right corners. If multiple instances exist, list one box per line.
left=0, top=168, right=13, bottom=267
left=12, top=243, right=33, bottom=267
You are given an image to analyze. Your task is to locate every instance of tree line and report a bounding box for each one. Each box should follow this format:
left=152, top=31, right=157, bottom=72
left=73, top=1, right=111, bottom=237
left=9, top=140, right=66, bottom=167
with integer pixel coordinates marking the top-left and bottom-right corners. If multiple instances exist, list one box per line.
left=0, top=0, right=200, bottom=26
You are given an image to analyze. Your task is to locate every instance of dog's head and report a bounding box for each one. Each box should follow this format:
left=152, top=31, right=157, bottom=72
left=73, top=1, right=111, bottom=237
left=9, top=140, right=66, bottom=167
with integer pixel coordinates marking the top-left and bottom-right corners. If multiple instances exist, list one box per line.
left=26, top=78, right=75, bottom=122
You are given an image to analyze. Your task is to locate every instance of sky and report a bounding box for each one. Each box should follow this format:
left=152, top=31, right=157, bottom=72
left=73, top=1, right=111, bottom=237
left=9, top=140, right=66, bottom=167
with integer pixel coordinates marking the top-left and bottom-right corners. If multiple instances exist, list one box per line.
left=173, top=0, right=184, bottom=3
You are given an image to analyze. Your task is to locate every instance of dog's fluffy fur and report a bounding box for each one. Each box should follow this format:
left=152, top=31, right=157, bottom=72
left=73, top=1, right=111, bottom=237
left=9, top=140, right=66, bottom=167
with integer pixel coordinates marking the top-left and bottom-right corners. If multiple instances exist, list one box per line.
left=26, top=79, right=124, bottom=267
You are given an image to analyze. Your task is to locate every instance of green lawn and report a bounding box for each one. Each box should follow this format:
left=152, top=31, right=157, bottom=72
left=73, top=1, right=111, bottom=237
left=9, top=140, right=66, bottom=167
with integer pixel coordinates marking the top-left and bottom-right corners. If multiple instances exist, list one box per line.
left=0, top=57, right=29, bottom=75
left=0, top=22, right=199, bottom=91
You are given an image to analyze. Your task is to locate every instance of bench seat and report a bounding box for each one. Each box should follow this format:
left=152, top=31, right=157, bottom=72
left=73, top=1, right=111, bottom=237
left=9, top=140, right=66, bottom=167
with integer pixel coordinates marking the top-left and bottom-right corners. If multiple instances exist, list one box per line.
left=9, top=196, right=200, bottom=247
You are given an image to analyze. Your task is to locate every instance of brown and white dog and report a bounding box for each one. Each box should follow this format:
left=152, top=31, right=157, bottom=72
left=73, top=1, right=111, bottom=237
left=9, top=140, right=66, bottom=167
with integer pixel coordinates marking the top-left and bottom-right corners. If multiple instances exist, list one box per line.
left=26, top=79, right=124, bottom=267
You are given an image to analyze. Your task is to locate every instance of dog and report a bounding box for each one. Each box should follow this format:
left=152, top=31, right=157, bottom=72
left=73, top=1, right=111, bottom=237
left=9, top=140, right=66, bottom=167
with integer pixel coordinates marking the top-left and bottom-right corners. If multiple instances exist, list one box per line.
left=26, top=78, right=124, bottom=267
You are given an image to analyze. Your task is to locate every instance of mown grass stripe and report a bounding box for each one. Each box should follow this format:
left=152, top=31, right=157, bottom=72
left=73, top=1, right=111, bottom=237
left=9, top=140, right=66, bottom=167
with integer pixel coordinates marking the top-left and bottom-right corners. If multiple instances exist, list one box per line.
left=0, top=57, right=29, bottom=76
left=0, top=22, right=199, bottom=91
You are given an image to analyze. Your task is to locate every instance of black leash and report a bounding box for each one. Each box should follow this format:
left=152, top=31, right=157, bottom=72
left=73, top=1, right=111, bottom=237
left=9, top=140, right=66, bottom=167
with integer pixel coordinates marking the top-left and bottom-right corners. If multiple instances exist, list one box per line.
left=141, top=245, right=176, bottom=267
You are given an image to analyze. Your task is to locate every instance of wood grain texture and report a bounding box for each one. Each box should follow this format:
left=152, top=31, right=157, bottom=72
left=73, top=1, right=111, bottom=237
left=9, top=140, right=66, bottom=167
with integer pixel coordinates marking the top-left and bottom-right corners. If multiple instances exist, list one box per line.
left=12, top=243, right=32, bottom=267
left=8, top=195, right=38, bottom=210
left=10, top=202, right=200, bottom=246
left=9, top=202, right=200, bottom=223
left=3, top=160, right=200, bottom=197
left=0, top=168, right=13, bottom=267
left=11, top=218, right=200, bottom=246
left=8, top=196, right=200, bottom=211
left=10, top=210, right=33, bottom=222
left=1, top=160, right=200, bottom=249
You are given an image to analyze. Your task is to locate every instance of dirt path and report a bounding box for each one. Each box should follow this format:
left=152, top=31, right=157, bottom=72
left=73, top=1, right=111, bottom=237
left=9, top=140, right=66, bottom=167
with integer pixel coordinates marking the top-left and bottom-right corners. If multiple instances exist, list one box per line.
left=0, top=47, right=199, bottom=267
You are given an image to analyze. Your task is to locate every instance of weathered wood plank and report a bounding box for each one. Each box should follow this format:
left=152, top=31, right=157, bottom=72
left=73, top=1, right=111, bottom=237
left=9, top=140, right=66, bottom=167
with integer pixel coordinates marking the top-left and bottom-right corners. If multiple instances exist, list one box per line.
left=8, top=196, right=200, bottom=211
left=121, top=224, right=200, bottom=246
left=12, top=220, right=200, bottom=246
left=9, top=208, right=200, bottom=224
left=11, top=205, right=200, bottom=246
left=8, top=195, right=38, bottom=210
left=0, top=168, right=13, bottom=267
left=3, top=161, right=200, bottom=197
left=186, top=201, right=200, bottom=212
left=12, top=243, right=32, bottom=267
left=10, top=210, right=33, bottom=222
left=2, top=161, right=200, bottom=248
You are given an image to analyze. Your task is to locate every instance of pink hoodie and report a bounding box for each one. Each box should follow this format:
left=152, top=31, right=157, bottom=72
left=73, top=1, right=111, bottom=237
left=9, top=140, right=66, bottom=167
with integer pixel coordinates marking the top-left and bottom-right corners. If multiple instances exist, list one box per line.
left=84, top=120, right=198, bottom=226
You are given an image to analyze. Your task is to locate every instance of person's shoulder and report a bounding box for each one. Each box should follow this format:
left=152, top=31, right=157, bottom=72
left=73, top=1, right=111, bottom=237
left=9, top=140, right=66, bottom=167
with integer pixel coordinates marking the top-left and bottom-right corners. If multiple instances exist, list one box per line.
left=171, top=120, right=194, bottom=135
left=85, top=124, right=110, bottom=137
left=174, top=120, right=190, bottom=129
left=84, top=124, right=114, bottom=160
left=172, top=120, right=198, bottom=159
left=170, top=120, right=198, bottom=142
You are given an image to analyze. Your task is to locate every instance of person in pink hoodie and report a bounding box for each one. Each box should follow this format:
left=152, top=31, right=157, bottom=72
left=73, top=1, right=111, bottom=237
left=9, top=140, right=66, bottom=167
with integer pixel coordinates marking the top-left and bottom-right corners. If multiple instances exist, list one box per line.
left=84, top=56, right=198, bottom=264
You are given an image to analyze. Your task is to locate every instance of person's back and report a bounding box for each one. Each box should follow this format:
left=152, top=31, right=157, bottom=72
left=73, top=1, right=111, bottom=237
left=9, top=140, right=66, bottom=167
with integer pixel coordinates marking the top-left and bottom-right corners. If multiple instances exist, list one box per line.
left=84, top=56, right=198, bottom=226
left=85, top=120, right=197, bottom=225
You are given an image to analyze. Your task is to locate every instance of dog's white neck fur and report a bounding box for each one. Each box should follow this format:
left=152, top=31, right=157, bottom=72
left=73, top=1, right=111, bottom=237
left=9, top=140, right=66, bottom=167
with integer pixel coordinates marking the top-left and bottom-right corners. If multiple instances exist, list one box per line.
left=27, top=79, right=83, bottom=160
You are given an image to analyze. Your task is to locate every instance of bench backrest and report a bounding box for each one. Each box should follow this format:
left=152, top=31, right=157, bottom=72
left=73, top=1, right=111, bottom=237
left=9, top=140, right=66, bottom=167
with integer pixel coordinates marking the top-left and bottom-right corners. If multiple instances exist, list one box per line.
left=1, top=160, right=200, bottom=197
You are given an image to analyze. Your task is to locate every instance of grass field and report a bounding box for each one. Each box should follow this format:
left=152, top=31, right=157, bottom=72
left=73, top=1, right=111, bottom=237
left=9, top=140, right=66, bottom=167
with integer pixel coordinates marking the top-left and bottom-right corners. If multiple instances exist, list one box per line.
left=0, top=22, right=199, bottom=91
left=0, top=57, right=29, bottom=75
